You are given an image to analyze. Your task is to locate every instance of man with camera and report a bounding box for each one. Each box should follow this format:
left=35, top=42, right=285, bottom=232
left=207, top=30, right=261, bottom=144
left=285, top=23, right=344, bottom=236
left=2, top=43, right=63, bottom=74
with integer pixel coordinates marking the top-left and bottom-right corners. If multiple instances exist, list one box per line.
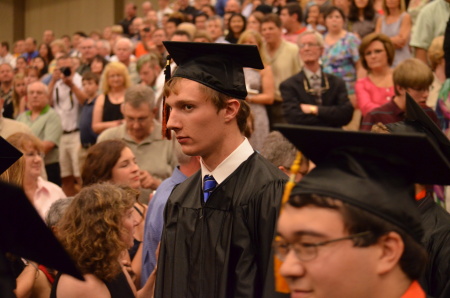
left=48, top=55, right=86, bottom=195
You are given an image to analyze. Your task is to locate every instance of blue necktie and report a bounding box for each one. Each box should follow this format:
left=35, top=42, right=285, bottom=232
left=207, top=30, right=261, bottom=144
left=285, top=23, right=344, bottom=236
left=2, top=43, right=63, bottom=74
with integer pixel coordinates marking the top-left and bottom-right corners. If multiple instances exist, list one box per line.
left=203, top=175, right=217, bottom=202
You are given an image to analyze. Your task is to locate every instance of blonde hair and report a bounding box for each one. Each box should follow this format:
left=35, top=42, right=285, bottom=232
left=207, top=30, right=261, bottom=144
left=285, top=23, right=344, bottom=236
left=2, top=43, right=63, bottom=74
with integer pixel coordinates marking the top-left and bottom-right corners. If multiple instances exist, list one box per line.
left=50, top=39, right=67, bottom=54
left=100, top=61, right=132, bottom=94
left=383, top=0, right=406, bottom=15
left=428, top=36, right=444, bottom=71
left=1, top=132, right=44, bottom=187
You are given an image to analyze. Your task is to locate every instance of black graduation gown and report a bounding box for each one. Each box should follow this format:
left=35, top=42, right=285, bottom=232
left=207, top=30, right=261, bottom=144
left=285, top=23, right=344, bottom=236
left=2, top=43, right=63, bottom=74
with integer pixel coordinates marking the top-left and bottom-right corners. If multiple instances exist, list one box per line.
left=418, top=194, right=450, bottom=298
left=154, top=152, right=287, bottom=298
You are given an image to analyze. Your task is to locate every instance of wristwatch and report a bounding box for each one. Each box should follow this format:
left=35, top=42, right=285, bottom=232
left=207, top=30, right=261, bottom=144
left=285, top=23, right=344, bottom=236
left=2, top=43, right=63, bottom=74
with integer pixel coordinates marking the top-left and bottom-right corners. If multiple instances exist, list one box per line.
left=310, top=106, right=318, bottom=115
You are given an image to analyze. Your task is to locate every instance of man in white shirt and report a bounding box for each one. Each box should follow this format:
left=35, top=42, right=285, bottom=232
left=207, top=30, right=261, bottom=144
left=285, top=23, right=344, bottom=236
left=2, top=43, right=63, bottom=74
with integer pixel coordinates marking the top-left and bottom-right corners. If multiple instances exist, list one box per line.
left=48, top=55, right=86, bottom=196
left=0, top=42, right=16, bottom=68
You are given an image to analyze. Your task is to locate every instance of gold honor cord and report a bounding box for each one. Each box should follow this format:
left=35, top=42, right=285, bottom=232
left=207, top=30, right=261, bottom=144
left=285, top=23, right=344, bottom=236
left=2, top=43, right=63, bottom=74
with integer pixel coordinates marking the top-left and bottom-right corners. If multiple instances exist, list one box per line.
left=275, top=151, right=303, bottom=294
left=281, top=151, right=303, bottom=207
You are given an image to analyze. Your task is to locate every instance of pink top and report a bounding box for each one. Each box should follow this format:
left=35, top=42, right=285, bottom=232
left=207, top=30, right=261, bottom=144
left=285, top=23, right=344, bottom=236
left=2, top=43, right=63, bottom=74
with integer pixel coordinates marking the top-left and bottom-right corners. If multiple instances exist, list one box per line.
left=355, top=76, right=395, bottom=116
left=33, top=177, right=66, bottom=219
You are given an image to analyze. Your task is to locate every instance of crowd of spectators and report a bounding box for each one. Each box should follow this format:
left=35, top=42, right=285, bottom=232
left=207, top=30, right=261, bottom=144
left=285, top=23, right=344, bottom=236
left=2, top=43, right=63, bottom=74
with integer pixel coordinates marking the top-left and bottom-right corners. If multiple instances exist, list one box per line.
left=1, top=0, right=450, bottom=296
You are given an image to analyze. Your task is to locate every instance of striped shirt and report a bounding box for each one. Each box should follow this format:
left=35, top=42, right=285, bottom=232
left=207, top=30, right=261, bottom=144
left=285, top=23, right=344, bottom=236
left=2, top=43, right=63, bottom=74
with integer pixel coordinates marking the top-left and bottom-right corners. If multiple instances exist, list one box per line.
left=360, top=99, right=439, bottom=131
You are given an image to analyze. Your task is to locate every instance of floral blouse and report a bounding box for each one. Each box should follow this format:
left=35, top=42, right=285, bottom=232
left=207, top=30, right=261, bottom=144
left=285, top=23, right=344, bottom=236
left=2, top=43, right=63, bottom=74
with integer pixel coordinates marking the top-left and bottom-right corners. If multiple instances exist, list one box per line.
left=322, top=32, right=361, bottom=95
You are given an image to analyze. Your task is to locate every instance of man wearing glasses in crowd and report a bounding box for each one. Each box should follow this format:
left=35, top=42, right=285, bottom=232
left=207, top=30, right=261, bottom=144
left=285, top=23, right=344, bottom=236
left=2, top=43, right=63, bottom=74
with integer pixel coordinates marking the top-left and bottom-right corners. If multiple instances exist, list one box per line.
left=97, top=85, right=177, bottom=195
left=274, top=122, right=450, bottom=297
left=280, top=30, right=353, bottom=128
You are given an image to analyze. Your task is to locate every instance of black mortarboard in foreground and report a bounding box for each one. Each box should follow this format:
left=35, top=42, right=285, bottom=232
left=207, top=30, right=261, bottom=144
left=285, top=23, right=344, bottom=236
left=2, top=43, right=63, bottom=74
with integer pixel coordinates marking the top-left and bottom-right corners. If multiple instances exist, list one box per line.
left=0, top=137, right=83, bottom=289
left=0, top=137, right=22, bottom=174
left=276, top=124, right=450, bottom=243
left=163, top=41, right=264, bottom=100
left=0, top=182, right=83, bottom=280
left=386, top=93, right=450, bottom=158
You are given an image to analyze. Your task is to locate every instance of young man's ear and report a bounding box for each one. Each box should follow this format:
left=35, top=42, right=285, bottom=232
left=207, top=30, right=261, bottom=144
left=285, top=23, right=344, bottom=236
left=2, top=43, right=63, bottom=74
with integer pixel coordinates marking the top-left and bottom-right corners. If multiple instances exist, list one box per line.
left=375, top=231, right=404, bottom=276
left=223, top=98, right=240, bottom=122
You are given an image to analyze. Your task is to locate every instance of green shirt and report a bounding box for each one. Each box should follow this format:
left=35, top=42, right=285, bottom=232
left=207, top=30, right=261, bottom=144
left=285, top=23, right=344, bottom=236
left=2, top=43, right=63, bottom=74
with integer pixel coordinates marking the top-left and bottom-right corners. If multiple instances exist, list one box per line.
left=17, top=105, right=63, bottom=165
left=97, top=120, right=178, bottom=180
left=410, top=0, right=450, bottom=50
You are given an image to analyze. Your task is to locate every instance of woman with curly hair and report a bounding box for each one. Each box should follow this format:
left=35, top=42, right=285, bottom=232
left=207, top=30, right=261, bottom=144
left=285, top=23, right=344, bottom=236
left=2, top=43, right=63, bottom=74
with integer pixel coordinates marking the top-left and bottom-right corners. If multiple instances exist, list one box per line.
left=81, top=139, right=150, bottom=287
left=51, top=183, right=156, bottom=297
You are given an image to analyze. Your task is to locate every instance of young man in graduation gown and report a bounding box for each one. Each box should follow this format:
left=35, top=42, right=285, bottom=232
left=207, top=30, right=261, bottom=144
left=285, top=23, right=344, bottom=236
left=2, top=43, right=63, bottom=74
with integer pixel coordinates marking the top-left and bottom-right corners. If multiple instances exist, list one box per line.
left=372, top=95, right=450, bottom=298
left=154, top=42, right=287, bottom=297
left=274, top=121, right=450, bottom=298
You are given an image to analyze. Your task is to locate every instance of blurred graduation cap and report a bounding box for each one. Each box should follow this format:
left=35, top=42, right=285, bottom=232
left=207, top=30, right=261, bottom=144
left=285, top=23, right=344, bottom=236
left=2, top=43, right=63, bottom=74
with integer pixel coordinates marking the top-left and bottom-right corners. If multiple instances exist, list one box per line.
left=161, top=41, right=264, bottom=138
left=386, top=93, right=450, bottom=158
left=0, top=136, right=82, bottom=297
left=275, top=120, right=450, bottom=243
left=0, top=137, right=22, bottom=175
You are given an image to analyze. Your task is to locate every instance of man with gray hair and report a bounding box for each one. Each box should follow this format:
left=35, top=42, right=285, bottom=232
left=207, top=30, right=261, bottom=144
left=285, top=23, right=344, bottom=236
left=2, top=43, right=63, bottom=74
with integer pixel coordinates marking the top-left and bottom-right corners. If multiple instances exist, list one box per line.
left=45, top=197, right=73, bottom=231
left=17, top=81, right=63, bottom=185
left=96, top=39, right=111, bottom=60
left=280, top=30, right=353, bottom=128
left=260, top=131, right=311, bottom=182
left=97, top=85, right=177, bottom=194
left=76, top=38, right=99, bottom=75
left=110, top=37, right=139, bottom=84
left=206, top=16, right=229, bottom=44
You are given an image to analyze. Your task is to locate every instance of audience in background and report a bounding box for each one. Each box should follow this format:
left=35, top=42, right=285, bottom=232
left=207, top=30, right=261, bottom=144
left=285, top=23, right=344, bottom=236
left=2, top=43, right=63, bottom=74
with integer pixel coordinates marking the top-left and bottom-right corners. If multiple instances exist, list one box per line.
left=4, top=3, right=450, bottom=296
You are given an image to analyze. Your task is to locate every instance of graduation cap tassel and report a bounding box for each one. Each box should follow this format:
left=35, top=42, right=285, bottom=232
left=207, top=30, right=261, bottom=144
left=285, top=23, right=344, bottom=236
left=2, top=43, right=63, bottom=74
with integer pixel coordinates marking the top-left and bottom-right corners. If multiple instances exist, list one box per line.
left=162, top=55, right=172, bottom=140
left=274, top=151, right=303, bottom=294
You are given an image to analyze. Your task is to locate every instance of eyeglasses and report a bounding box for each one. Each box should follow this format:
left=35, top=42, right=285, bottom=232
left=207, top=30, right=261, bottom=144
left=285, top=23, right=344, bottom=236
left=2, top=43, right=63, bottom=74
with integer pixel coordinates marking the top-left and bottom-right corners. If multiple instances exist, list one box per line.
left=273, top=231, right=372, bottom=262
left=299, top=43, right=321, bottom=49
left=24, top=151, right=45, bottom=159
left=125, top=116, right=150, bottom=124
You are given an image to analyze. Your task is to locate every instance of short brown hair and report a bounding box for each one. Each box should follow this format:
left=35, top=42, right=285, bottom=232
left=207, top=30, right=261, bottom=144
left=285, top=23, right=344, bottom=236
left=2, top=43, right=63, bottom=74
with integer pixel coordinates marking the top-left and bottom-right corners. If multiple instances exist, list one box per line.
left=82, top=72, right=100, bottom=85
left=81, top=140, right=127, bottom=186
left=262, top=13, right=282, bottom=28
left=359, top=33, right=395, bottom=70
left=163, top=77, right=249, bottom=133
left=393, top=58, right=434, bottom=95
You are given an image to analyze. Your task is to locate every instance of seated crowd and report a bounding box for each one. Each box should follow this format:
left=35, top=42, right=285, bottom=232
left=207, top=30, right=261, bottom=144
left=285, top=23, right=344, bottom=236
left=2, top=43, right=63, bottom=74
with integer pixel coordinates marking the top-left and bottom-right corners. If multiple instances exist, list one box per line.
left=1, top=0, right=450, bottom=297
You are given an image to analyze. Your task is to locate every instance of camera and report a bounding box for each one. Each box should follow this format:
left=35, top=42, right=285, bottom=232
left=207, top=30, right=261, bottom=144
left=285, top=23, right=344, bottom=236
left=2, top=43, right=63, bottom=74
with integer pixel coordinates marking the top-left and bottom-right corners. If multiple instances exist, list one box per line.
left=60, top=67, right=71, bottom=77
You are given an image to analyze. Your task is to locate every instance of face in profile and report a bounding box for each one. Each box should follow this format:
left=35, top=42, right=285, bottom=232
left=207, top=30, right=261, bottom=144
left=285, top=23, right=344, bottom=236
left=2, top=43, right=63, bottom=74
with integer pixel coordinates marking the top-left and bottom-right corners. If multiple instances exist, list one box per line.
left=166, top=79, right=230, bottom=159
left=111, top=147, right=141, bottom=189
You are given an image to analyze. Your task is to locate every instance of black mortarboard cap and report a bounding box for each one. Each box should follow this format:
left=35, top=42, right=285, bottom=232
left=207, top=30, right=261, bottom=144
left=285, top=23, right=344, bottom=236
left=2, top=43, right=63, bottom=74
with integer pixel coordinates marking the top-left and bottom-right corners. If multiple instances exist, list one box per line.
left=386, top=93, right=450, bottom=159
left=0, top=137, right=83, bottom=281
left=0, top=137, right=22, bottom=174
left=0, top=182, right=83, bottom=280
left=163, top=41, right=264, bottom=100
left=276, top=124, right=450, bottom=242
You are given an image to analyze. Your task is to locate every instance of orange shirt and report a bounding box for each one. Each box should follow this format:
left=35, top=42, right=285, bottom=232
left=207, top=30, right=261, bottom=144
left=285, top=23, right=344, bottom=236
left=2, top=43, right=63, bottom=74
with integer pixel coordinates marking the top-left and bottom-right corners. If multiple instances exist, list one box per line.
left=401, top=281, right=426, bottom=298
left=135, top=42, right=149, bottom=58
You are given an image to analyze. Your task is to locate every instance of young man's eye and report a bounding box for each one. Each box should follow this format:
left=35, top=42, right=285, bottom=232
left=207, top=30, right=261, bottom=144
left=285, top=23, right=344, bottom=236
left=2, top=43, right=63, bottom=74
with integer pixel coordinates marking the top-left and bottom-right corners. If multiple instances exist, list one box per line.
left=184, top=105, right=194, bottom=110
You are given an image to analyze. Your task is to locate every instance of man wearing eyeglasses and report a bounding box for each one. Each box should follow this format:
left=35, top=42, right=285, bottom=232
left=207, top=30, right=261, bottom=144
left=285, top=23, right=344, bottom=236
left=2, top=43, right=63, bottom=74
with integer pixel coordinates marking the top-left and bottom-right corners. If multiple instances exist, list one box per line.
left=280, top=30, right=353, bottom=128
left=274, top=124, right=448, bottom=298
left=97, top=85, right=177, bottom=197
